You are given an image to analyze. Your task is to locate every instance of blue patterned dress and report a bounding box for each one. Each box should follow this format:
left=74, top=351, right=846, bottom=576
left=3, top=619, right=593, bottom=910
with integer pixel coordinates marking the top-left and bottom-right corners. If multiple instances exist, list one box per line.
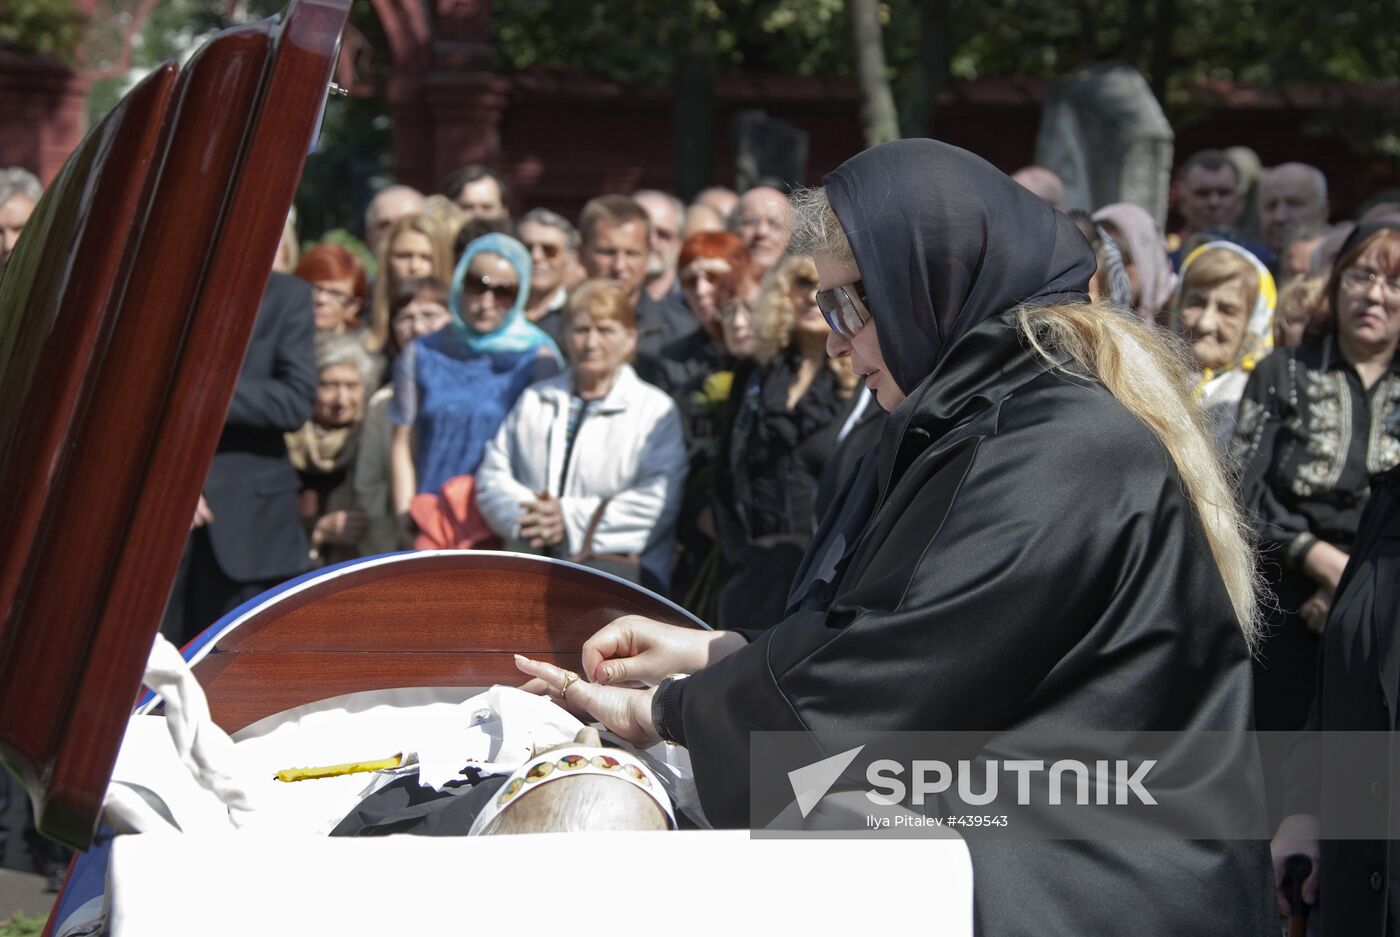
left=390, top=332, right=555, bottom=494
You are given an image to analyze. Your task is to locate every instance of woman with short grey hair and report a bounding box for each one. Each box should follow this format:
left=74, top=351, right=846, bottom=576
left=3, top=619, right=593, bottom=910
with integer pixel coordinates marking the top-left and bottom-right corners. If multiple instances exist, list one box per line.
left=285, top=332, right=380, bottom=565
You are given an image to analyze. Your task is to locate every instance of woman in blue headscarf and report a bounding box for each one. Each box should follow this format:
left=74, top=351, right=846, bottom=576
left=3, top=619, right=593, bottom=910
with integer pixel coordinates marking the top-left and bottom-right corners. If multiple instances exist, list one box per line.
left=389, top=233, right=561, bottom=542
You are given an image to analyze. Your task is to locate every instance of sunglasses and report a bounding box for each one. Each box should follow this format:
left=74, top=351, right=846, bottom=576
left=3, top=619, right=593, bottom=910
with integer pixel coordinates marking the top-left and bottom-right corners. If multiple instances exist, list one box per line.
left=464, top=275, right=520, bottom=304
left=814, top=280, right=872, bottom=339
left=792, top=273, right=820, bottom=293
left=524, top=241, right=562, bottom=260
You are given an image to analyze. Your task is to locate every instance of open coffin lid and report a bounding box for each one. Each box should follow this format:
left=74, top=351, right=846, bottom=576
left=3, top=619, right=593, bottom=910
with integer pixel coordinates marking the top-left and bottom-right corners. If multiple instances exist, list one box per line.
left=0, top=0, right=361, bottom=850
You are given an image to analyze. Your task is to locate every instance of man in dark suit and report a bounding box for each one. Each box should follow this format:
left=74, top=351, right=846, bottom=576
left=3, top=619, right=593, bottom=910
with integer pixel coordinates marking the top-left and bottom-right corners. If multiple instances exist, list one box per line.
left=162, top=271, right=316, bottom=645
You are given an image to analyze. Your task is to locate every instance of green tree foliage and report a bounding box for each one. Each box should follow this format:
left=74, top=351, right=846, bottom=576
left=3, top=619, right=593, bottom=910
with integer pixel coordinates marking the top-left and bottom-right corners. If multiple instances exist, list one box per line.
left=491, top=0, right=1400, bottom=153
left=80, top=0, right=389, bottom=242
left=0, top=0, right=86, bottom=60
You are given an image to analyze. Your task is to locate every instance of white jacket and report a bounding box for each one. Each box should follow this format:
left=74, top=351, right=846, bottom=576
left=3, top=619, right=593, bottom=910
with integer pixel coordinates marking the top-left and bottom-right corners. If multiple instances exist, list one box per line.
left=475, top=364, right=688, bottom=589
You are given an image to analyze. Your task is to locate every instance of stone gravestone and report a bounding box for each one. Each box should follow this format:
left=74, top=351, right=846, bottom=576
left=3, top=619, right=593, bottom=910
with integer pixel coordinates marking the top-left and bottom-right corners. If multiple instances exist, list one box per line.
left=733, top=110, right=807, bottom=193
left=1034, top=64, right=1173, bottom=226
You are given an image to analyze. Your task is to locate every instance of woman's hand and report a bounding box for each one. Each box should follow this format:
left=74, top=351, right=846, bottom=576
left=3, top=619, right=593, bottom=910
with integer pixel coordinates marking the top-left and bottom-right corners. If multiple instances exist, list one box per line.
left=519, top=491, right=565, bottom=548
left=1301, top=540, right=1349, bottom=596
left=312, top=509, right=368, bottom=546
left=582, top=615, right=746, bottom=687
left=1299, top=589, right=1331, bottom=635
left=514, top=654, right=659, bottom=747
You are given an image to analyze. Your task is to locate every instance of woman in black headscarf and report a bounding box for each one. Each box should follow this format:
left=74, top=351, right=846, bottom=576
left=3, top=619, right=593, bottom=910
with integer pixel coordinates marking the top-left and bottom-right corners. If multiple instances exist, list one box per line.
left=518, top=141, right=1272, bottom=934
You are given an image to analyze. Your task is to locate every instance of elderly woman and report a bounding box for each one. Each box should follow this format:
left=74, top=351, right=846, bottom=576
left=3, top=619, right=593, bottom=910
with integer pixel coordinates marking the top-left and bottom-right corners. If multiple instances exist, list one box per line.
left=368, top=214, right=454, bottom=355
left=1168, top=241, right=1278, bottom=450
left=707, top=254, right=858, bottom=628
left=518, top=140, right=1272, bottom=935
left=1092, top=202, right=1177, bottom=323
left=285, top=333, right=378, bottom=565
left=295, top=243, right=370, bottom=335
left=1232, top=222, right=1400, bottom=735
left=475, top=280, right=687, bottom=592
left=389, top=234, right=560, bottom=540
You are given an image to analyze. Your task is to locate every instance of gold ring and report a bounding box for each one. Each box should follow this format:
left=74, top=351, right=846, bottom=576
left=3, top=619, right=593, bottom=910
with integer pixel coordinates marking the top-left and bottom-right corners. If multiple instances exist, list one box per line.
left=560, top=671, right=579, bottom=698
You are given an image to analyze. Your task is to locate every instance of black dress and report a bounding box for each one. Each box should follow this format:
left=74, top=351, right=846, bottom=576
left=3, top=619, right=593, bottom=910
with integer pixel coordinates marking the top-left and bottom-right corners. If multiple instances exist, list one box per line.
left=1231, top=335, right=1400, bottom=733
left=711, top=348, right=850, bottom=630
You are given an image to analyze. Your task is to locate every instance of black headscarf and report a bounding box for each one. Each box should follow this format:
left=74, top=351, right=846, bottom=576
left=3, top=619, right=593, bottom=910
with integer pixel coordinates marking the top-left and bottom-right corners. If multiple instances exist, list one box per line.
left=823, top=139, right=1097, bottom=395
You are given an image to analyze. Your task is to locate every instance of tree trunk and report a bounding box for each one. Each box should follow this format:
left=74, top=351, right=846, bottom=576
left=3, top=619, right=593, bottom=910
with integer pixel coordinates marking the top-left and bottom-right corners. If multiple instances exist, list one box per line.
left=672, top=26, right=715, bottom=200
left=1124, top=0, right=1146, bottom=70
left=1078, top=0, right=1098, bottom=60
left=1148, top=0, right=1176, bottom=105
left=917, top=0, right=951, bottom=138
left=848, top=0, right=900, bottom=147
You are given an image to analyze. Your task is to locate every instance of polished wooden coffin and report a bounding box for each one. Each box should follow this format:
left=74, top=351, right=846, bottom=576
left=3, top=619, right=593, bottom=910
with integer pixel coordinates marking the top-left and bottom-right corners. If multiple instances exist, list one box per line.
left=0, top=0, right=352, bottom=850
left=152, top=551, right=704, bottom=735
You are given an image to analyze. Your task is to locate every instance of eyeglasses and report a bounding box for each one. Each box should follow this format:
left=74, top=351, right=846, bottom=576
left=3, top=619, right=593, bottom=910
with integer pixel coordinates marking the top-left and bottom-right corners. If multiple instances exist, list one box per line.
left=1341, top=266, right=1400, bottom=297
left=463, top=275, right=520, bottom=304
left=524, top=241, right=562, bottom=260
left=681, top=268, right=728, bottom=288
left=311, top=284, right=356, bottom=305
left=814, top=280, right=872, bottom=339
left=719, top=300, right=752, bottom=321
left=791, top=273, right=820, bottom=293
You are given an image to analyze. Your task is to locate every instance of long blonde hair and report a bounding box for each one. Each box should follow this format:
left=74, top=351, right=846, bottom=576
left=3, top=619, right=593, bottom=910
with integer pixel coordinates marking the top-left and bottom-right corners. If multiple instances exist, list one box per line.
left=1017, top=303, right=1260, bottom=647
left=791, top=187, right=1260, bottom=648
left=369, top=213, right=453, bottom=353
left=751, top=254, right=858, bottom=398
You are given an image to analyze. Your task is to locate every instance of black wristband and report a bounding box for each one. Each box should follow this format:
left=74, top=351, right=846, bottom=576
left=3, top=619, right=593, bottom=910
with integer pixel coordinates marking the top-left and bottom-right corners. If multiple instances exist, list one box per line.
left=1285, top=532, right=1319, bottom=571
left=652, top=676, right=685, bottom=745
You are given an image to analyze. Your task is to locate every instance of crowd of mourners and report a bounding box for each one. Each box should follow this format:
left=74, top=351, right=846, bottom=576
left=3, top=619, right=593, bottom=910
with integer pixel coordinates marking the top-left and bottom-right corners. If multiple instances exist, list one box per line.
left=6, top=147, right=1399, bottom=718
left=0, top=144, right=1398, bottom=883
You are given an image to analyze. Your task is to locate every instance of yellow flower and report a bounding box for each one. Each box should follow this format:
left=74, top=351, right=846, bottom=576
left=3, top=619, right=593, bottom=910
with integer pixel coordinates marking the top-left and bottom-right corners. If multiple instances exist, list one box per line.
left=702, top=370, right=734, bottom=403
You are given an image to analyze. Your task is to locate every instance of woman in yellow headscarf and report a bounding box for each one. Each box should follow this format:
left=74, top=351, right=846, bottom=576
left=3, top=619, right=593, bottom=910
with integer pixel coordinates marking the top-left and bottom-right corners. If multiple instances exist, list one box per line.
left=1168, top=241, right=1278, bottom=451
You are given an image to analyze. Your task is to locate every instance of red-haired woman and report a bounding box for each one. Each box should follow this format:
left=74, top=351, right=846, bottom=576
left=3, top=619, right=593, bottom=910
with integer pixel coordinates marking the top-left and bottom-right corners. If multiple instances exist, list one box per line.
left=639, top=231, right=752, bottom=398
left=295, top=243, right=370, bottom=335
left=636, top=231, right=752, bottom=601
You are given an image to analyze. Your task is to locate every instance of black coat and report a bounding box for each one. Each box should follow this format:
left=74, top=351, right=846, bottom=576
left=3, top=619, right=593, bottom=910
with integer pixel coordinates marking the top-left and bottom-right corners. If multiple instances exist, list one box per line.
left=202, top=271, right=317, bottom=583
left=1283, top=464, right=1400, bottom=936
left=670, top=313, right=1274, bottom=935
left=634, top=293, right=697, bottom=360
